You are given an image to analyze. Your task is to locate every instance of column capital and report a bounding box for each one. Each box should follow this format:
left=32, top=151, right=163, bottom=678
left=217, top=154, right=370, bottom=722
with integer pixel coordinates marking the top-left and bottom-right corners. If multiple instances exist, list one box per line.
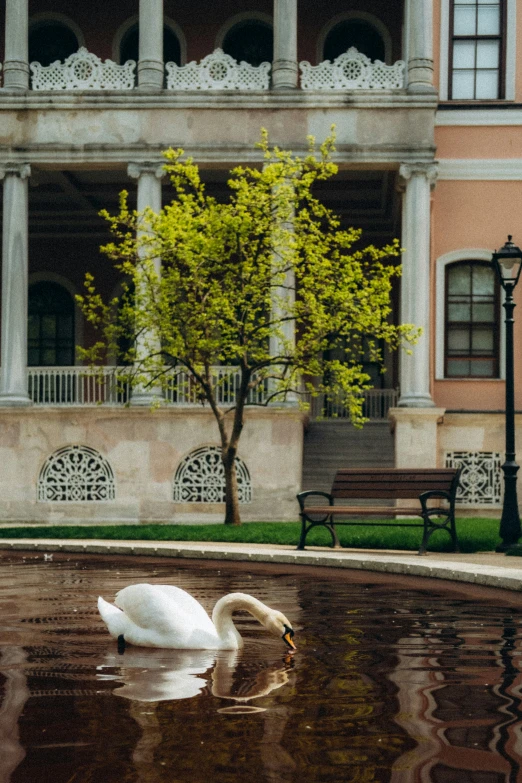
left=399, top=162, right=438, bottom=190
left=127, top=162, right=166, bottom=180
left=0, top=163, right=31, bottom=180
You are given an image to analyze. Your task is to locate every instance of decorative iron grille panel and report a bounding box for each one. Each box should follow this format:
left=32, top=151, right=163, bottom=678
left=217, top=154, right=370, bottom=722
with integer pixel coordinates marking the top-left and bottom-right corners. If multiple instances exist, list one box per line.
left=173, top=446, right=252, bottom=503
left=38, top=445, right=116, bottom=502
left=444, top=451, right=502, bottom=505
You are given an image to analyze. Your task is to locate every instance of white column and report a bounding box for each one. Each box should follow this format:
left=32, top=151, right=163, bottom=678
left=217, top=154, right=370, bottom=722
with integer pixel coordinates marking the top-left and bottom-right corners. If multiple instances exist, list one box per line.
left=398, top=163, right=437, bottom=408
left=272, top=0, right=298, bottom=90
left=406, top=0, right=435, bottom=93
left=138, top=0, right=164, bottom=90
left=127, top=162, right=165, bottom=406
left=0, top=164, right=31, bottom=406
left=3, top=0, right=29, bottom=91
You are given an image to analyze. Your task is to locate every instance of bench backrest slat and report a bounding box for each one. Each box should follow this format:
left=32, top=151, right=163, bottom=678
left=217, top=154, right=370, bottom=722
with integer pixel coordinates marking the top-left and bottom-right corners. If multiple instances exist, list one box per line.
left=331, top=469, right=459, bottom=499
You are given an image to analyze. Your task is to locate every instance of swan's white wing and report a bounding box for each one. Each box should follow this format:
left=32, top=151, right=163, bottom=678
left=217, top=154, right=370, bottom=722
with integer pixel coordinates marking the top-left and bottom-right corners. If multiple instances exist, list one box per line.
left=114, top=584, right=217, bottom=646
left=153, top=586, right=215, bottom=630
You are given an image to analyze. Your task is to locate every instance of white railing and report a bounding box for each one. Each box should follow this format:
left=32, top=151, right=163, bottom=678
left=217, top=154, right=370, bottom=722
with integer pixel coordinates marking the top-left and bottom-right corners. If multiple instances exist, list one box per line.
left=300, top=48, right=405, bottom=91
left=26, top=366, right=269, bottom=406
left=28, top=367, right=130, bottom=405
left=30, top=48, right=136, bottom=91
left=163, top=366, right=269, bottom=405
left=25, top=367, right=397, bottom=414
left=166, top=49, right=271, bottom=91
left=309, top=389, right=399, bottom=420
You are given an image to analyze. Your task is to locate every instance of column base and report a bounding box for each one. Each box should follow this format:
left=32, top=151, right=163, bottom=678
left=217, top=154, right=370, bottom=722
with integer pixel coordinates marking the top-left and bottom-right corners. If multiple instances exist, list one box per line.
left=406, top=61, right=436, bottom=95
left=129, top=392, right=165, bottom=407
left=0, top=393, right=32, bottom=407
left=2, top=61, right=30, bottom=91
left=137, top=60, right=164, bottom=91
left=398, top=393, right=436, bottom=408
left=388, top=407, right=446, bottom=469
left=407, top=83, right=438, bottom=95
left=272, top=60, right=298, bottom=90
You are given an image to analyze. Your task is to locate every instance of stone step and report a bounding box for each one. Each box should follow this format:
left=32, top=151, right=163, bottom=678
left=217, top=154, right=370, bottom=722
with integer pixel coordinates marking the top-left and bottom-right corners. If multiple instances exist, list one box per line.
left=302, top=421, right=395, bottom=493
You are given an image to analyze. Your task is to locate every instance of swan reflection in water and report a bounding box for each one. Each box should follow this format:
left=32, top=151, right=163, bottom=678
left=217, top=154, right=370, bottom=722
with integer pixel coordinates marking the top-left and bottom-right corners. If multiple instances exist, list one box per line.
left=97, top=648, right=296, bottom=709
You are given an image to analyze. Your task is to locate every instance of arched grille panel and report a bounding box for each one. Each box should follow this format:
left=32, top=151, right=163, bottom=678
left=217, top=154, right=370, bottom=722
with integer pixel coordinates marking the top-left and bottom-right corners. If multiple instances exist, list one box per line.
left=173, top=446, right=252, bottom=503
left=38, top=446, right=116, bottom=502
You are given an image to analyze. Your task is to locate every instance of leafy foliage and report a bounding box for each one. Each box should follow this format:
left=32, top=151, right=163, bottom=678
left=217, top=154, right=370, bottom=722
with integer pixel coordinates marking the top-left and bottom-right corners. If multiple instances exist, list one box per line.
left=77, top=131, right=418, bottom=523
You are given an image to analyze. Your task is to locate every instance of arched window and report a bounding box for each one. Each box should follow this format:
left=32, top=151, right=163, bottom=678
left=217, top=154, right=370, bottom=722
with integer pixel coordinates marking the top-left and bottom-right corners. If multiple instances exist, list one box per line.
left=38, top=445, right=116, bottom=502
left=119, top=23, right=181, bottom=66
left=28, top=282, right=75, bottom=367
left=173, top=446, right=252, bottom=503
left=29, top=21, right=79, bottom=66
left=323, top=19, right=385, bottom=63
left=445, top=261, right=500, bottom=378
left=222, top=20, right=273, bottom=67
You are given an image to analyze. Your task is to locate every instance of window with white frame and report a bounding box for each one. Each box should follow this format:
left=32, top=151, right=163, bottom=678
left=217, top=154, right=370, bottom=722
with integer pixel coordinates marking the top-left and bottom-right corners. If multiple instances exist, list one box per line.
left=445, top=260, right=500, bottom=377
left=450, top=0, right=505, bottom=99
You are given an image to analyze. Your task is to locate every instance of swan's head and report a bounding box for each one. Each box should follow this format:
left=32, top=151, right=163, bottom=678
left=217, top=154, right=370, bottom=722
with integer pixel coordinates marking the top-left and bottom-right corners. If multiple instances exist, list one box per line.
left=263, top=610, right=296, bottom=651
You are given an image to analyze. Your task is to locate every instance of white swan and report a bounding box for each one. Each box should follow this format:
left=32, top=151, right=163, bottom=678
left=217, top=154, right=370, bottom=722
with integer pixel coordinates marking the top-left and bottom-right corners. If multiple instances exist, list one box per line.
left=97, top=584, right=297, bottom=651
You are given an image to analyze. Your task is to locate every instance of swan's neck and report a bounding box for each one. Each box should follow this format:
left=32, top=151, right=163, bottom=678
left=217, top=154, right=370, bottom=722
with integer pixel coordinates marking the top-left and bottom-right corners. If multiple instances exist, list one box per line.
left=212, top=593, right=272, bottom=650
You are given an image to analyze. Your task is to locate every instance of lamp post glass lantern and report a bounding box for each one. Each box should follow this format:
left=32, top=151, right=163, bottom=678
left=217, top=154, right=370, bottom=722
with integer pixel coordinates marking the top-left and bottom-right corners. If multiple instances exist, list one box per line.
left=492, top=236, right=522, bottom=551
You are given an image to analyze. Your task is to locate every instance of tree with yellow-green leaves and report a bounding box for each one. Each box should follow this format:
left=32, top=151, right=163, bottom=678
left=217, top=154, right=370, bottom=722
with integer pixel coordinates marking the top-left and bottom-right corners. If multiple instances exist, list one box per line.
left=77, top=132, right=418, bottom=525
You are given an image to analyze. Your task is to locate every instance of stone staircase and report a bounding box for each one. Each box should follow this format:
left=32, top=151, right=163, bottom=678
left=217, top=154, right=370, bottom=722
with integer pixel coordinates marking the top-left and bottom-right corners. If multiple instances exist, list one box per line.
left=301, top=420, right=395, bottom=494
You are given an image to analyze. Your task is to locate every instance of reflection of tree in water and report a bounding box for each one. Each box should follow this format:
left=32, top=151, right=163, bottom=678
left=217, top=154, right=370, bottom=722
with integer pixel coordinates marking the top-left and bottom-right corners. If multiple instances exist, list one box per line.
left=278, top=580, right=418, bottom=782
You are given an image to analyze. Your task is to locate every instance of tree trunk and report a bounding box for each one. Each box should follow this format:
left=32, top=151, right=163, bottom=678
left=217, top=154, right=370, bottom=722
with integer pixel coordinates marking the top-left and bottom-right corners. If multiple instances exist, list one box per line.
left=223, top=447, right=241, bottom=525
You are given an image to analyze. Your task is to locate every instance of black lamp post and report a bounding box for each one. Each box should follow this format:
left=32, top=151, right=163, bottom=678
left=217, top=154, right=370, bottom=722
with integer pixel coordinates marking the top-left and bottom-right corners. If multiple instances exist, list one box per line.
left=492, top=236, right=522, bottom=551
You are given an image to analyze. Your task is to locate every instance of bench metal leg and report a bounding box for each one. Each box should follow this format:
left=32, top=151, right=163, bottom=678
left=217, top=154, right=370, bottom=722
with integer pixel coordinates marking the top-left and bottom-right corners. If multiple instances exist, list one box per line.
left=419, top=512, right=460, bottom=555
left=326, top=522, right=341, bottom=549
left=297, top=516, right=308, bottom=550
left=297, top=516, right=340, bottom=550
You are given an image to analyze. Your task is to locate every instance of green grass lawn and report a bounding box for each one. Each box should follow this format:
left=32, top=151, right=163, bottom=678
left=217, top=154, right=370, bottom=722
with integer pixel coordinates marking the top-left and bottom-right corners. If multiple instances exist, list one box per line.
left=0, top=518, right=502, bottom=554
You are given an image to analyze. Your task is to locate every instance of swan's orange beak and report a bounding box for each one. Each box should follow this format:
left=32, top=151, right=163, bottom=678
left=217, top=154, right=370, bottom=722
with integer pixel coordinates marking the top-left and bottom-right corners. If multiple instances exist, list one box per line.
left=283, top=628, right=296, bottom=650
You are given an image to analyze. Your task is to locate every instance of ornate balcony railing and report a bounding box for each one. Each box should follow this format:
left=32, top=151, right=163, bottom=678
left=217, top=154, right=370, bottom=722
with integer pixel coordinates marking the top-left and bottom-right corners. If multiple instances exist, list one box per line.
left=30, top=48, right=136, bottom=91
left=166, top=49, right=271, bottom=91
left=309, top=389, right=399, bottom=420
left=299, top=48, right=405, bottom=91
left=26, top=366, right=269, bottom=406
left=25, top=46, right=407, bottom=94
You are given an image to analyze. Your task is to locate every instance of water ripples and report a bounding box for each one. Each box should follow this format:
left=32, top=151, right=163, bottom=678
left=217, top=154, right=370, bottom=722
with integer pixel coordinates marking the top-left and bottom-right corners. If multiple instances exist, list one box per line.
left=1, top=553, right=522, bottom=782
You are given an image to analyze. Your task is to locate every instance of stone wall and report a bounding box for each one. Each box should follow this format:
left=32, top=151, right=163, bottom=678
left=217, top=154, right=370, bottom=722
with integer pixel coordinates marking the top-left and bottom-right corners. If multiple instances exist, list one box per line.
left=0, top=406, right=305, bottom=524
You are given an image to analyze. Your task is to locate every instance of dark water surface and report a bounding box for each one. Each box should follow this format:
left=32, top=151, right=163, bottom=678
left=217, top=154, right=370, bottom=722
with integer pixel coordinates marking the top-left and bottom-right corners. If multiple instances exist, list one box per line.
left=1, top=553, right=522, bottom=783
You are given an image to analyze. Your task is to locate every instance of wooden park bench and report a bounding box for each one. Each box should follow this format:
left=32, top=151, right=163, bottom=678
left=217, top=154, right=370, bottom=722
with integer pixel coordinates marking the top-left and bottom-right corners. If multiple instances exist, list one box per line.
left=296, top=468, right=462, bottom=555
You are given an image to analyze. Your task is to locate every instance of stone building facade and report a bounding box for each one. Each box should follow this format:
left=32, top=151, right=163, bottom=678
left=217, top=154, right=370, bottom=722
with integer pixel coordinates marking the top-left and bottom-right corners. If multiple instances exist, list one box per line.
left=0, top=0, right=517, bottom=522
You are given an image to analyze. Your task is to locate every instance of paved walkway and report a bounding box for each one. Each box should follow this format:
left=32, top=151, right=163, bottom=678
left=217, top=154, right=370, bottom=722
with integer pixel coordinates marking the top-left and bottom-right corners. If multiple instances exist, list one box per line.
left=1, top=537, right=522, bottom=591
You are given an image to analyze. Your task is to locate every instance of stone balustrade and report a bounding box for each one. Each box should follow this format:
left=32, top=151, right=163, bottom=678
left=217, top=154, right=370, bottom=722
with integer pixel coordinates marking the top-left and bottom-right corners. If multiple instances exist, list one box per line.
left=300, top=48, right=406, bottom=91
left=30, top=48, right=136, bottom=91
left=24, top=47, right=409, bottom=93
left=166, top=48, right=271, bottom=91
